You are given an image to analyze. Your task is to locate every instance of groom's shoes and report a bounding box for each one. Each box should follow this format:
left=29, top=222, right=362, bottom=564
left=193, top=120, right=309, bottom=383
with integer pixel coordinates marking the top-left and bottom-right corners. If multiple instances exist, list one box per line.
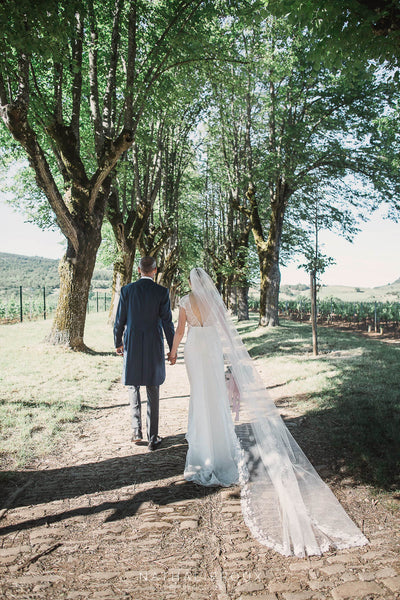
left=131, top=429, right=143, bottom=443
left=148, top=436, right=162, bottom=451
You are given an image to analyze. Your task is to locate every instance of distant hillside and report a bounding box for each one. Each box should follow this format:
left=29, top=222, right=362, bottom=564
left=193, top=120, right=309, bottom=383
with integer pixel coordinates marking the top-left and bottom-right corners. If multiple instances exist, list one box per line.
left=1, top=252, right=398, bottom=302
left=280, top=280, right=400, bottom=302
left=0, top=252, right=112, bottom=292
left=0, top=252, right=59, bottom=289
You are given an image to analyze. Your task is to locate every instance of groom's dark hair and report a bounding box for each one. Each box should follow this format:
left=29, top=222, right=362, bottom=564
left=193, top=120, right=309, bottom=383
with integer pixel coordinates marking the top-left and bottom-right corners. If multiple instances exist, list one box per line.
left=139, top=256, right=157, bottom=274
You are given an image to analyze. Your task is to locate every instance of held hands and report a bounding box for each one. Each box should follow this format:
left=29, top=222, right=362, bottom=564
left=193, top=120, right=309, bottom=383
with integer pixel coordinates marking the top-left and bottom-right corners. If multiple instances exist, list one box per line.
left=117, top=344, right=176, bottom=363
left=167, top=351, right=177, bottom=365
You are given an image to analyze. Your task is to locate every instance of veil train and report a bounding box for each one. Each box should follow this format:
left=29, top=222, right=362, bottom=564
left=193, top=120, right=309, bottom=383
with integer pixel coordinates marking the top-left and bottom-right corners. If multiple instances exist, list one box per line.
left=189, top=267, right=368, bottom=557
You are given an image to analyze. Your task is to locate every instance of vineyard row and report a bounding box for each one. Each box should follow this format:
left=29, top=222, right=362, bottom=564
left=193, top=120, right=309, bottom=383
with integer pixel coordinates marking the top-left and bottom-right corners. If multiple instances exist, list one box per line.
left=2, top=287, right=400, bottom=328
left=276, top=298, right=400, bottom=327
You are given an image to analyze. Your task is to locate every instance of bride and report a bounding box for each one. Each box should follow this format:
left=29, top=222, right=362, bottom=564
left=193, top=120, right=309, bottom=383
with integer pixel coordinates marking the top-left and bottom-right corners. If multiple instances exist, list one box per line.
left=169, top=267, right=368, bottom=557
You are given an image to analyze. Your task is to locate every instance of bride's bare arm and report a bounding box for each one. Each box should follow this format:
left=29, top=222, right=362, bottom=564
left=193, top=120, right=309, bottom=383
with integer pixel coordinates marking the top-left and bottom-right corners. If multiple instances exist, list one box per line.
left=169, top=307, right=187, bottom=364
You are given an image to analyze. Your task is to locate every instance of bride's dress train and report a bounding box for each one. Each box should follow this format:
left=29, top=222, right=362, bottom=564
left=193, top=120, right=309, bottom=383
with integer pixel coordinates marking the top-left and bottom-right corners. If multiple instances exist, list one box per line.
left=179, top=270, right=368, bottom=557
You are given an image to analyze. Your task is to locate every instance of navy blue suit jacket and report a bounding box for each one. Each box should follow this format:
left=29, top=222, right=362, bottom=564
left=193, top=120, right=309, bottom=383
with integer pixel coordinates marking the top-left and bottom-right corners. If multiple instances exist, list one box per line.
left=113, top=278, right=175, bottom=386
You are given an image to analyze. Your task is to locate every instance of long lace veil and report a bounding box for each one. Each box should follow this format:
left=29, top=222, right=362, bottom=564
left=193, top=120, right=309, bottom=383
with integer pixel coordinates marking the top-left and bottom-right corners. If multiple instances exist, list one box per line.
left=189, top=267, right=368, bottom=557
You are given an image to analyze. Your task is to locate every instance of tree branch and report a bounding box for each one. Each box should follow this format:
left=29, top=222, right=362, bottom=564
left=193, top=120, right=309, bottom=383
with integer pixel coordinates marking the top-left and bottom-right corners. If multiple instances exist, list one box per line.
left=138, top=0, right=198, bottom=78
left=247, top=183, right=265, bottom=247
left=0, top=101, right=77, bottom=248
left=0, top=70, right=9, bottom=106
left=130, top=1, right=204, bottom=122
left=71, top=11, right=84, bottom=148
left=30, top=62, right=52, bottom=119
left=89, top=128, right=134, bottom=213
left=102, top=0, right=124, bottom=138
left=124, top=0, right=137, bottom=131
left=53, top=61, right=63, bottom=123
left=46, top=121, right=89, bottom=188
left=88, top=0, right=103, bottom=158
left=17, top=51, right=30, bottom=105
left=132, top=142, right=143, bottom=205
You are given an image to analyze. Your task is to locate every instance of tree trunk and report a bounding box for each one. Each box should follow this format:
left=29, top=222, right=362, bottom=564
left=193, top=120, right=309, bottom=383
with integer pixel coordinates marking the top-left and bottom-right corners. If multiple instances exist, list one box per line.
left=169, top=283, right=179, bottom=309
left=108, top=249, right=136, bottom=323
left=259, top=251, right=281, bottom=326
left=48, top=229, right=101, bottom=350
left=237, top=285, right=249, bottom=321
left=256, top=187, right=287, bottom=327
left=228, top=282, right=237, bottom=314
left=310, top=270, right=318, bottom=356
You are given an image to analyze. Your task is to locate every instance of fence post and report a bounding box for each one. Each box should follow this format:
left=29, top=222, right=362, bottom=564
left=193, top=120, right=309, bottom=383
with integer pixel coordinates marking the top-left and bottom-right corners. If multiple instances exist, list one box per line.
left=96, top=291, right=99, bottom=312
left=19, top=286, right=23, bottom=322
left=43, top=286, right=46, bottom=320
left=374, top=301, right=377, bottom=332
left=104, top=292, right=107, bottom=312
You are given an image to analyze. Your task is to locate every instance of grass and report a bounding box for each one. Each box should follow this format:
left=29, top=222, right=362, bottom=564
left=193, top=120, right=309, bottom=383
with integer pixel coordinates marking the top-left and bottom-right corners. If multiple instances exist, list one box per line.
left=1, top=313, right=399, bottom=497
left=0, top=313, right=122, bottom=470
left=237, top=317, right=400, bottom=493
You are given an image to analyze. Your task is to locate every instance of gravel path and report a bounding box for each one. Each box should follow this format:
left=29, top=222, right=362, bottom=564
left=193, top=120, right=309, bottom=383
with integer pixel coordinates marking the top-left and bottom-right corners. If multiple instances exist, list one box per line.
left=0, top=351, right=399, bottom=600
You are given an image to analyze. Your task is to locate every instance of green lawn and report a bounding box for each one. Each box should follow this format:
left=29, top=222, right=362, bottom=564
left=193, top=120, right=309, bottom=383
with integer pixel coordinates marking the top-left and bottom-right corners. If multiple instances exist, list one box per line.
left=237, top=317, right=400, bottom=493
left=1, top=313, right=399, bottom=498
left=0, top=313, right=121, bottom=470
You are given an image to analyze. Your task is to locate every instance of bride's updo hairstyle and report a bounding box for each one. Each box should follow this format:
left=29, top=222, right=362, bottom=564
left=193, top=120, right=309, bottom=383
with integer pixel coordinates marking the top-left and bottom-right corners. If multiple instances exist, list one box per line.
left=189, top=267, right=202, bottom=283
left=188, top=267, right=204, bottom=292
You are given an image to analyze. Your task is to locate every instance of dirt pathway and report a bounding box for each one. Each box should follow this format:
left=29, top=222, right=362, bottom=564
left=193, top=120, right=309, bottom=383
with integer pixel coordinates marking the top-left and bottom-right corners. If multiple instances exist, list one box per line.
left=0, top=352, right=399, bottom=600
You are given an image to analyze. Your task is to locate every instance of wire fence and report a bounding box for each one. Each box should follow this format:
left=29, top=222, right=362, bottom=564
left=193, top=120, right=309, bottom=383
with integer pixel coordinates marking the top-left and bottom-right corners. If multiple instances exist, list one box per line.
left=3, top=287, right=400, bottom=332
left=0, top=286, right=111, bottom=324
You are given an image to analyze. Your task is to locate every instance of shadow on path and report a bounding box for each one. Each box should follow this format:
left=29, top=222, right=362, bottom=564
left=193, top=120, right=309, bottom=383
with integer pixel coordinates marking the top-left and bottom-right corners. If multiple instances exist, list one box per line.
left=0, top=434, right=191, bottom=517
left=0, top=477, right=218, bottom=537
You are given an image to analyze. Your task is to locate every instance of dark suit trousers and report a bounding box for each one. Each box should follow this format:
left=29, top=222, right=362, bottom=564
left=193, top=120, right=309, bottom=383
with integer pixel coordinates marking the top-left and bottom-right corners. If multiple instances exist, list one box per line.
left=128, top=385, right=159, bottom=442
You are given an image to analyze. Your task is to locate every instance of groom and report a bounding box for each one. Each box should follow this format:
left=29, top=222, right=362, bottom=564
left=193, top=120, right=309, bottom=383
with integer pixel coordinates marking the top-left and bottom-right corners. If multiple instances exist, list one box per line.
left=114, top=256, right=175, bottom=451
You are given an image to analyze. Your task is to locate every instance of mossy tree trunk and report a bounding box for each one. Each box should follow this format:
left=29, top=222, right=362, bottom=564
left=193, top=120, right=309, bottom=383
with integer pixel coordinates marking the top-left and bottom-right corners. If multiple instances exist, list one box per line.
left=108, top=249, right=137, bottom=323
left=258, top=249, right=281, bottom=327
left=49, top=228, right=101, bottom=349
left=237, top=285, right=249, bottom=321
left=247, top=180, right=289, bottom=327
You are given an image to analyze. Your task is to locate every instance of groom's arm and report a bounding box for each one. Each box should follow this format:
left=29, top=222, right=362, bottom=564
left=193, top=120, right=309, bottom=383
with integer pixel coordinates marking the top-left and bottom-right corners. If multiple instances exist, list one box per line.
left=114, top=288, right=127, bottom=350
left=160, top=288, right=175, bottom=350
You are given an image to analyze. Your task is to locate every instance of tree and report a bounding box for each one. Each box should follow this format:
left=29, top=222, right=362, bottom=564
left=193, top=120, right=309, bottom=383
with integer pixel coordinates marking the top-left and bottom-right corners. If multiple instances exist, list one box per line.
left=106, top=117, right=164, bottom=319
left=197, top=13, right=399, bottom=327
left=244, top=18, right=399, bottom=325
left=263, top=0, right=400, bottom=63
left=199, top=32, right=260, bottom=319
left=0, top=0, right=222, bottom=349
left=297, top=193, right=335, bottom=356
left=1, top=1, right=132, bottom=348
left=106, top=75, right=204, bottom=319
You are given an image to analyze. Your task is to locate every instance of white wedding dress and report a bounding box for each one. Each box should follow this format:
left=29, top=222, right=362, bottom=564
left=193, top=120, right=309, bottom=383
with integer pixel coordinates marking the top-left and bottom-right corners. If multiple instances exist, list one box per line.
left=178, top=269, right=368, bottom=557
left=179, top=294, right=243, bottom=486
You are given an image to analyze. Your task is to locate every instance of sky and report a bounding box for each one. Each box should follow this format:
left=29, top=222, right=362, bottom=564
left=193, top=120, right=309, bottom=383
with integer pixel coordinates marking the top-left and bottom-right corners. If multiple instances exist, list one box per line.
left=0, top=197, right=399, bottom=288
left=281, top=210, right=400, bottom=288
left=0, top=198, right=66, bottom=260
